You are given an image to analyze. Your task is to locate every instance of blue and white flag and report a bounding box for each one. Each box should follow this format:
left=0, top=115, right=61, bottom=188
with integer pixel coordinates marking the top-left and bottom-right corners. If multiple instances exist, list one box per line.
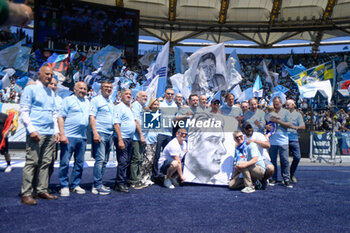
left=145, top=75, right=159, bottom=100
left=286, top=55, right=293, bottom=67
left=174, top=47, right=189, bottom=74
left=0, top=40, right=22, bottom=68
left=0, top=73, right=11, bottom=90
left=92, top=45, right=121, bottom=76
left=13, top=46, right=31, bottom=72
left=15, top=76, right=29, bottom=88
left=237, top=87, right=254, bottom=103
left=262, top=60, right=274, bottom=88
left=226, top=51, right=243, bottom=89
left=298, top=80, right=332, bottom=103
left=145, top=42, right=169, bottom=98
left=231, top=84, right=242, bottom=100
left=269, top=91, right=286, bottom=106
left=274, top=85, right=289, bottom=94
left=284, top=64, right=307, bottom=77
left=253, top=75, right=263, bottom=97
left=187, top=43, right=227, bottom=95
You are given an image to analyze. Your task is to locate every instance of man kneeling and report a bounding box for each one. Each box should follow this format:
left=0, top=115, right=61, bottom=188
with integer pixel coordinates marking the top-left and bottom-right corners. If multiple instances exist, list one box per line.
left=158, top=128, right=187, bottom=189
left=229, top=131, right=265, bottom=193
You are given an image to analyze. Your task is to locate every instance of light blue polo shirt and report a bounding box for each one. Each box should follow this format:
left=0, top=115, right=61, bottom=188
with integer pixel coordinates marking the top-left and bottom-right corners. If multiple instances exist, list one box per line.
left=114, top=101, right=136, bottom=139
left=20, top=81, right=56, bottom=135
left=269, top=108, right=291, bottom=146
left=132, top=101, right=145, bottom=141
left=246, top=142, right=266, bottom=170
left=55, top=94, right=63, bottom=112
left=159, top=100, right=177, bottom=136
left=243, top=109, right=266, bottom=133
left=145, top=131, right=158, bottom=144
left=288, top=110, right=305, bottom=142
left=89, top=95, right=114, bottom=135
left=59, top=95, right=90, bottom=139
left=220, top=104, right=242, bottom=118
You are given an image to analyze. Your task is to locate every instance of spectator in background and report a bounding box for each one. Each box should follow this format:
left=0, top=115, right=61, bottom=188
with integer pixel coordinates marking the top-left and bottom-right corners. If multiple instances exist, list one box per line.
left=240, top=101, right=249, bottom=115
left=244, top=98, right=265, bottom=133
left=220, top=93, right=243, bottom=123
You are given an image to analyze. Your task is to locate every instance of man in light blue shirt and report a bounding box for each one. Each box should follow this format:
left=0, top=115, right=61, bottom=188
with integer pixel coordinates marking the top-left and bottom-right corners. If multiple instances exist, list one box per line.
left=267, top=96, right=293, bottom=188
left=286, top=99, right=305, bottom=183
left=244, top=98, right=265, bottom=133
left=58, top=81, right=89, bottom=197
left=89, top=80, right=114, bottom=195
left=20, top=64, right=60, bottom=205
left=113, top=89, right=136, bottom=193
left=154, top=88, right=177, bottom=177
left=128, top=91, right=147, bottom=189
left=220, top=93, right=243, bottom=122
left=229, top=131, right=266, bottom=194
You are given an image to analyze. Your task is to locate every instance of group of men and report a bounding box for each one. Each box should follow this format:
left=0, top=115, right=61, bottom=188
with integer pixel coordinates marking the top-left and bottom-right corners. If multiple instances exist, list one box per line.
left=18, top=65, right=305, bottom=205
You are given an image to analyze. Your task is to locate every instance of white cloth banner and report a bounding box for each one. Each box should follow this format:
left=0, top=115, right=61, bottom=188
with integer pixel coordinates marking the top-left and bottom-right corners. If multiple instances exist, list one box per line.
left=299, top=80, right=333, bottom=103
left=187, top=43, right=227, bottom=95
left=145, top=75, right=159, bottom=100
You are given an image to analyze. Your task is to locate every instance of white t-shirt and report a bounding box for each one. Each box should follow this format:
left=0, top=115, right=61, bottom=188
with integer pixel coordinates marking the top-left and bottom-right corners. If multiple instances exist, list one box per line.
left=158, top=137, right=187, bottom=172
left=245, top=132, right=271, bottom=161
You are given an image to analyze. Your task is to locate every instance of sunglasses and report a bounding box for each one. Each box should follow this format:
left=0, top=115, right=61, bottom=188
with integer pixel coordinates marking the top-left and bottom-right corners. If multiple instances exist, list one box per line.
left=166, top=93, right=174, bottom=95
left=213, top=102, right=220, bottom=105
left=180, top=132, right=187, bottom=137
left=234, top=135, right=244, bottom=140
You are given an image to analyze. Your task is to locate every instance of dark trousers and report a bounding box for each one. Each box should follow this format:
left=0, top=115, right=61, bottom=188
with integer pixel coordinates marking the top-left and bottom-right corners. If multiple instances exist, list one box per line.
left=153, top=134, right=172, bottom=176
left=115, top=138, right=133, bottom=185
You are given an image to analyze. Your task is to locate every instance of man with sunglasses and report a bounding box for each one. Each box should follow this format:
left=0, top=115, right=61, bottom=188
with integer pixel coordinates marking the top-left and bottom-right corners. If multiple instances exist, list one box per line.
left=153, top=88, right=177, bottom=178
left=229, top=131, right=265, bottom=194
left=158, top=128, right=187, bottom=189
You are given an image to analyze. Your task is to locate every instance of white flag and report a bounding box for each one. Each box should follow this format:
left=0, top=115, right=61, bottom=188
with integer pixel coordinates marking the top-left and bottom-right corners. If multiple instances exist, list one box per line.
left=0, top=40, right=22, bottom=68
left=187, top=43, right=227, bottom=95
left=145, top=75, right=159, bottom=100
left=226, top=56, right=242, bottom=89
left=299, top=80, right=332, bottom=103
left=262, top=60, right=274, bottom=88
left=1, top=73, right=11, bottom=89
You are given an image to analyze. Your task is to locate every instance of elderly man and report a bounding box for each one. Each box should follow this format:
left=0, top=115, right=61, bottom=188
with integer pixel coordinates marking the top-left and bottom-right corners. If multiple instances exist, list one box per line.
left=199, top=94, right=209, bottom=112
left=285, top=99, right=305, bottom=183
left=90, top=80, right=114, bottom=195
left=20, top=64, right=60, bottom=205
left=114, top=89, right=136, bottom=193
left=229, top=131, right=265, bottom=193
left=58, top=82, right=89, bottom=197
left=158, top=128, right=187, bottom=189
left=244, top=98, right=266, bottom=133
left=128, top=91, right=147, bottom=189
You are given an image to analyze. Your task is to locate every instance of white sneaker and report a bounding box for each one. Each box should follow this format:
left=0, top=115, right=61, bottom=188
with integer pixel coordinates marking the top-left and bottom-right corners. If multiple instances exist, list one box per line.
left=164, top=179, right=175, bottom=189
left=91, top=186, right=98, bottom=195
left=4, top=165, right=12, bottom=173
left=145, top=180, right=154, bottom=186
left=170, top=178, right=179, bottom=186
left=241, top=186, right=255, bottom=194
left=60, top=187, right=70, bottom=197
left=72, top=186, right=86, bottom=194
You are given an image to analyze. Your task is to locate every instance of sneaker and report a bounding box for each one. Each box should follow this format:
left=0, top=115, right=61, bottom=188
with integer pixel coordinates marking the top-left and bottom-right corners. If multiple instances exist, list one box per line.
left=291, top=176, right=298, bottom=183
left=170, top=178, right=179, bottom=186
left=72, top=186, right=86, bottom=194
left=92, top=185, right=111, bottom=195
left=253, top=180, right=262, bottom=190
left=130, top=182, right=144, bottom=190
left=241, top=186, right=255, bottom=194
left=60, top=187, right=70, bottom=197
left=269, top=179, right=277, bottom=186
left=145, top=180, right=154, bottom=186
left=163, top=179, right=175, bottom=189
left=283, top=181, right=293, bottom=188
left=4, top=165, right=12, bottom=173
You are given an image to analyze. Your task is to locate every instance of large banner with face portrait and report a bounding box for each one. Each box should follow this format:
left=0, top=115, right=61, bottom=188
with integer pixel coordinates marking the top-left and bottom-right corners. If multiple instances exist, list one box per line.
left=187, top=43, right=227, bottom=95
left=183, top=112, right=238, bottom=185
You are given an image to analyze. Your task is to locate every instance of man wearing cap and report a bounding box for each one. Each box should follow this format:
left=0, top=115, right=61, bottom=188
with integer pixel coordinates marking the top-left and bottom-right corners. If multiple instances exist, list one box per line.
left=242, top=121, right=274, bottom=189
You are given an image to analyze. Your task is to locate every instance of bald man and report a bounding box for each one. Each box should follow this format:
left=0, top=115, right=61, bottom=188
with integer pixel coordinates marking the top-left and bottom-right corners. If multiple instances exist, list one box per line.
left=58, top=82, right=90, bottom=196
left=20, top=64, right=60, bottom=205
left=285, top=99, right=305, bottom=183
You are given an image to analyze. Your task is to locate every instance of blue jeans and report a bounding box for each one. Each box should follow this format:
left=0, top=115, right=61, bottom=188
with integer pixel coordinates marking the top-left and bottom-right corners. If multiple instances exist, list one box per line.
left=269, top=144, right=290, bottom=182
left=115, top=137, right=133, bottom=185
left=92, top=132, right=113, bottom=188
left=153, top=134, right=172, bottom=176
left=289, top=140, right=301, bottom=177
left=59, top=137, right=87, bottom=188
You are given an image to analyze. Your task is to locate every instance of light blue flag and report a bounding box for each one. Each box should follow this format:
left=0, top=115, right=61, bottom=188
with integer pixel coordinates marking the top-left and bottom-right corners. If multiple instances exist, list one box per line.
left=15, top=76, right=29, bottom=88
left=212, top=90, right=222, bottom=102
left=269, top=91, right=286, bottom=106
left=228, top=50, right=243, bottom=76
left=13, top=46, right=31, bottom=72
left=287, top=55, right=293, bottom=67
left=253, top=75, right=262, bottom=91
left=174, top=47, right=188, bottom=74
left=92, top=82, right=101, bottom=94
left=284, top=64, right=307, bottom=77
left=274, top=85, right=289, bottom=93
left=92, top=45, right=121, bottom=76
